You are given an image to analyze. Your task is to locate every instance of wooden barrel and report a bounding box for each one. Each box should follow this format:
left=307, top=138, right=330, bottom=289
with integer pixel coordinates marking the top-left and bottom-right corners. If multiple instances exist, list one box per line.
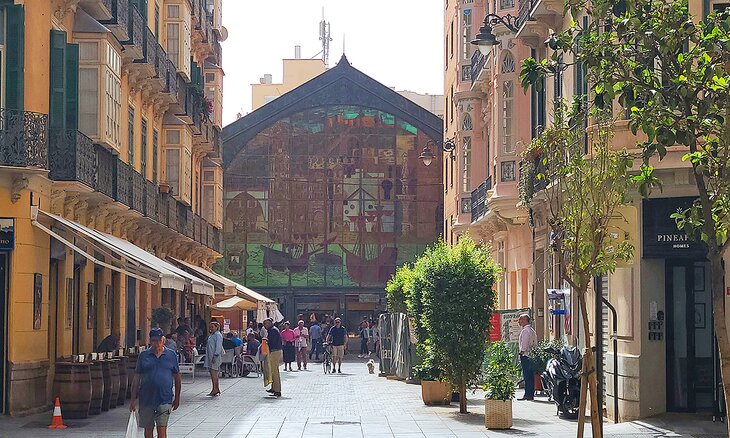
left=117, top=357, right=128, bottom=406
left=100, top=361, right=112, bottom=411
left=126, top=354, right=138, bottom=398
left=52, top=362, right=91, bottom=419
left=89, top=362, right=104, bottom=415
left=108, top=359, right=120, bottom=409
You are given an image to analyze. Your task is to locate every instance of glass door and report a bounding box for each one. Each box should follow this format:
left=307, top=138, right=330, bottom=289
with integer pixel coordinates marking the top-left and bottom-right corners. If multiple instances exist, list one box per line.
left=666, top=260, right=714, bottom=412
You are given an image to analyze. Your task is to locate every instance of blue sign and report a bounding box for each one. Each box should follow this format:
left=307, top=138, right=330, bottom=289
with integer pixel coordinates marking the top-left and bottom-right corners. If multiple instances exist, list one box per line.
left=0, top=218, right=14, bottom=251
left=550, top=309, right=567, bottom=315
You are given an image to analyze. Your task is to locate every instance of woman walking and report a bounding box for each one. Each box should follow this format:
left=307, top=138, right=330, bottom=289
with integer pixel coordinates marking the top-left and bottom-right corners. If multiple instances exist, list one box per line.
left=293, top=320, right=309, bottom=370
left=204, top=321, right=223, bottom=396
left=280, top=321, right=296, bottom=371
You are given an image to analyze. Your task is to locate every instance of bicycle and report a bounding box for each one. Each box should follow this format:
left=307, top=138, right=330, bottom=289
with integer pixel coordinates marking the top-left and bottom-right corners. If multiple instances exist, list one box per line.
left=322, top=342, right=333, bottom=374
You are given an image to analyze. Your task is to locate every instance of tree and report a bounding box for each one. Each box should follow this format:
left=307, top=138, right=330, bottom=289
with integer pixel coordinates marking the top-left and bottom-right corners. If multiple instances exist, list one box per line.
left=523, top=2, right=730, bottom=433
left=516, top=100, right=633, bottom=436
left=385, top=263, right=412, bottom=314
left=417, top=238, right=500, bottom=413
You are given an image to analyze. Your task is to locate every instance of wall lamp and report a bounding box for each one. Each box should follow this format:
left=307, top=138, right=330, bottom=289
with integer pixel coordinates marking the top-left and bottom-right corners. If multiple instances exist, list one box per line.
left=419, top=137, right=457, bottom=167
left=470, top=13, right=519, bottom=54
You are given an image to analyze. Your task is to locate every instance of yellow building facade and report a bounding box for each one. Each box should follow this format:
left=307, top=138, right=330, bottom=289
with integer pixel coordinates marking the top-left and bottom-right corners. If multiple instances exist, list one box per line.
left=0, top=0, right=225, bottom=416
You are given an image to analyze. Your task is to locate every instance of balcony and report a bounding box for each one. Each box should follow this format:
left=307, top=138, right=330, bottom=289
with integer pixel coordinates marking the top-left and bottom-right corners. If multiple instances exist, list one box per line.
left=144, top=179, right=158, bottom=220
left=99, top=0, right=129, bottom=42
left=48, top=129, right=96, bottom=189
left=151, top=42, right=168, bottom=93
left=113, top=159, right=132, bottom=206
left=514, top=0, right=561, bottom=43
left=0, top=109, right=48, bottom=169
left=132, top=26, right=158, bottom=79
left=122, top=4, right=144, bottom=60
left=79, top=0, right=113, bottom=20
left=471, top=175, right=493, bottom=223
left=157, top=192, right=169, bottom=225
left=130, top=169, right=145, bottom=213
left=95, top=145, right=115, bottom=198
left=470, top=50, right=491, bottom=92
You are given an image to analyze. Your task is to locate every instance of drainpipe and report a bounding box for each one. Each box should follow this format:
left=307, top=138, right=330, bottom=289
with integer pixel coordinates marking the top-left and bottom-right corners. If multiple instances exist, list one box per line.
left=601, top=296, right=619, bottom=424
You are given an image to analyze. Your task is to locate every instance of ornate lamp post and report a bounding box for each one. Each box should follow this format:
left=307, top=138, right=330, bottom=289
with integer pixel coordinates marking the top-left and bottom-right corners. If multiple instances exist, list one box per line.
left=470, top=13, right=519, bottom=53
left=419, top=137, right=457, bottom=167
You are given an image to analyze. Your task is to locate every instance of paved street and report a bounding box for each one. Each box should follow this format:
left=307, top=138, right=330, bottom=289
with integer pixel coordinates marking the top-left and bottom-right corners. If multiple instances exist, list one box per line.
left=0, top=358, right=725, bottom=438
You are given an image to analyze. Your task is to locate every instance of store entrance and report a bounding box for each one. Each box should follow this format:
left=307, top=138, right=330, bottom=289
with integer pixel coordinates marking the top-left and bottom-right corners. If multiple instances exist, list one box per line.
left=666, top=260, right=716, bottom=412
left=0, top=253, right=8, bottom=414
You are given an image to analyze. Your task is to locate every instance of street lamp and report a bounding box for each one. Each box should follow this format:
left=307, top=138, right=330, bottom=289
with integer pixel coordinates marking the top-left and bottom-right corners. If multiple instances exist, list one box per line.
left=419, top=137, right=457, bottom=167
left=471, top=13, right=519, bottom=53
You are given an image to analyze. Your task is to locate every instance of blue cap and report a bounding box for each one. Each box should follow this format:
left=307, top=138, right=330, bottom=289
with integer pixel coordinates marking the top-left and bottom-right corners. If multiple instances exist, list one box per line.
left=149, top=327, right=164, bottom=340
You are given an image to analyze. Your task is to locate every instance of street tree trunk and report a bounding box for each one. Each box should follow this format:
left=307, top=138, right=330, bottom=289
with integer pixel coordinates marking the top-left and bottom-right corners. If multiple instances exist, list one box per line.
left=459, top=381, right=467, bottom=413
left=576, top=288, right=603, bottom=438
left=709, top=253, right=730, bottom=436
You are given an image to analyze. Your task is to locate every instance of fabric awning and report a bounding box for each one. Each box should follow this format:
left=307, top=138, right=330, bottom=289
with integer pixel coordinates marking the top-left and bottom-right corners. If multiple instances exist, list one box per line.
left=37, top=211, right=214, bottom=296
left=210, top=296, right=257, bottom=311
left=170, top=258, right=273, bottom=303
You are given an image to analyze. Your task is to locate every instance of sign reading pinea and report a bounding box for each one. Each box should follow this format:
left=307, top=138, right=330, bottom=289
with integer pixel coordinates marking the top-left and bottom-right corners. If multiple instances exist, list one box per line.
left=642, top=198, right=706, bottom=258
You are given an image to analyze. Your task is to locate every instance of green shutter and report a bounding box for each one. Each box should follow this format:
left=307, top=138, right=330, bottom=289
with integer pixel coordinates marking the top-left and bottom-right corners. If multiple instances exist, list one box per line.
left=49, top=30, right=67, bottom=130
left=65, top=43, right=79, bottom=130
left=6, top=5, right=25, bottom=111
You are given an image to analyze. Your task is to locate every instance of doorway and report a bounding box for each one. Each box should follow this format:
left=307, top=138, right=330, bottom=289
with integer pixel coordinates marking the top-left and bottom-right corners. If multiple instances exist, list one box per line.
left=0, top=253, right=8, bottom=414
left=666, top=259, right=715, bottom=412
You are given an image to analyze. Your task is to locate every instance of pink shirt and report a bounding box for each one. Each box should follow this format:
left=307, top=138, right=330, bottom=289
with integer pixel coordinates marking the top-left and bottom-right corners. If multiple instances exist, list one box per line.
left=281, top=328, right=296, bottom=343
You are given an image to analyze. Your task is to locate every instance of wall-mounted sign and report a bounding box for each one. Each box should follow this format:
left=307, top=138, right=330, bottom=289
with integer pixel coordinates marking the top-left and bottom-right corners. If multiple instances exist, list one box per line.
left=358, top=294, right=380, bottom=303
left=642, top=197, right=707, bottom=259
left=0, top=218, right=14, bottom=251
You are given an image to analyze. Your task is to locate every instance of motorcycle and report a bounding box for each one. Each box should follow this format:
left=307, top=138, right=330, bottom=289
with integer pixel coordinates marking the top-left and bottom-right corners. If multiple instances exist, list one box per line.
left=541, top=345, right=583, bottom=418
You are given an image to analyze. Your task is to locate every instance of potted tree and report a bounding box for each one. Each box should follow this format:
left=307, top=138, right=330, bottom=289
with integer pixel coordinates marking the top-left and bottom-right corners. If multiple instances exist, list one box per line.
left=483, top=341, right=519, bottom=429
left=413, top=343, right=450, bottom=405
left=529, top=339, right=564, bottom=393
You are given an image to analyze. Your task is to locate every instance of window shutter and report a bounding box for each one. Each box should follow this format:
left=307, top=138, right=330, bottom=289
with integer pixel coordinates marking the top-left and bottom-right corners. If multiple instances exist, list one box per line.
left=49, top=30, right=68, bottom=130
left=65, top=43, right=79, bottom=130
left=6, top=5, right=25, bottom=111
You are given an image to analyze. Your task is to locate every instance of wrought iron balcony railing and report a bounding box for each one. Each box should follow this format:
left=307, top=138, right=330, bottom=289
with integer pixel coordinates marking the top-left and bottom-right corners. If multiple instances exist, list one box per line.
left=144, top=179, right=158, bottom=220
left=130, top=169, right=145, bottom=213
left=0, top=109, right=48, bottom=168
left=113, top=159, right=132, bottom=206
left=48, top=128, right=96, bottom=188
left=471, top=50, right=486, bottom=85
left=517, top=0, right=538, bottom=31
left=123, top=4, right=144, bottom=59
left=95, top=145, right=115, bottom=198
left=471, top=175, right=493, bottom=223
left=100, top=0, right=129, bottom=42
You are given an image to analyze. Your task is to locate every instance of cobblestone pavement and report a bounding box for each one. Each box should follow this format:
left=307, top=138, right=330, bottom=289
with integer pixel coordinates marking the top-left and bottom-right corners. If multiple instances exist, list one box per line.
left=0, top=358, right=726, bottom=437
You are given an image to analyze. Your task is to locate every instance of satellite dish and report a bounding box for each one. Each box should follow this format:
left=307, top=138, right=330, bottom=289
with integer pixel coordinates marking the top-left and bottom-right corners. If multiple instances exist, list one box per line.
left=219, top=26, right=228, bottom=42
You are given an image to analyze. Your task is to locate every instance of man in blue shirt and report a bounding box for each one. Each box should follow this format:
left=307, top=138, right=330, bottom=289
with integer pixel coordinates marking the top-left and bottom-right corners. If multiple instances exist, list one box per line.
left=130, top=328, right=181, bottom=438
left=264, top=318, right=282, bottom=397
left=309, top=321, right=322, bottom=361
left=327, top=317, right=347, bottom=373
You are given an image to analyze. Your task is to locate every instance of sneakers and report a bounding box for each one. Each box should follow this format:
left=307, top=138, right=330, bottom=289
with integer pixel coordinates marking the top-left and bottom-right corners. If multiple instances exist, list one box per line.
left=337, top=369, right=342, bottom=373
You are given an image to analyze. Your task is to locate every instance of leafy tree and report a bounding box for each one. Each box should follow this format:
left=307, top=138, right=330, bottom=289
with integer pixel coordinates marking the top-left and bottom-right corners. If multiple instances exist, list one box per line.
left=522, top=1, right=730, bottom=432
left=417, top=238, right=500, bottom=413
left=517, top=101, right=633, bottom=436
left=385, top=263, right=412, bottom=314
left=483, top=341, right=520, bottom=401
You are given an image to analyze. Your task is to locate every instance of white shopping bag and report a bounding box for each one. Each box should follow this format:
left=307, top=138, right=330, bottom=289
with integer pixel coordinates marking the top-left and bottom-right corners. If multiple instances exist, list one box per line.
left=125, top=411, right=141, bottom=438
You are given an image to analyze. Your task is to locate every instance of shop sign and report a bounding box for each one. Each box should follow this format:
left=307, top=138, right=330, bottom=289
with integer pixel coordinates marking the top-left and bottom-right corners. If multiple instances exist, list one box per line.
left=642, top=197, right=707, bottom=259
left=358, top=294, right=380, bottom=303
left=0, top=218, right=14, bottom=251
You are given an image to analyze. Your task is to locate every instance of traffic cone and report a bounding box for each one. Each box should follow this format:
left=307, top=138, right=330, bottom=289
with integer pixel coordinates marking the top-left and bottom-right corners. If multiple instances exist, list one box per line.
left=48, top=397, right=67, bottom=429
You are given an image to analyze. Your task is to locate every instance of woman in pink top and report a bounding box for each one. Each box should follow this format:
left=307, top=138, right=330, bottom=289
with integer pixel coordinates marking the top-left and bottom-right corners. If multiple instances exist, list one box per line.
left=280, top=322, right=296, bottom=371
left=293, top=320, right=309, bottom=370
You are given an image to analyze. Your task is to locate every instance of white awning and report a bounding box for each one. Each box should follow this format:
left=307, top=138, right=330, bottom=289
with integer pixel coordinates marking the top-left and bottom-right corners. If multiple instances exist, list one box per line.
left=170, top=258, right=273, bottom=303
left=210, top=296, right=257, bottom=311
left=38, top=211, right=214, bottom=296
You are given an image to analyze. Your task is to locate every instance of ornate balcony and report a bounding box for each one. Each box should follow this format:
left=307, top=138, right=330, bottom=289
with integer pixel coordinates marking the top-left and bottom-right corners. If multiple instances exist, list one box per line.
left=130, top=169, right=145, bottom=213
left=131, top=26, right=157, bottom=80
left=157, top=192, right=169, bottom=225
left=122, top=4, right=144, bottom=60
left=470, top=50, right=492, bottom=92
left=48, top=129, right=96, bottom=189
left=471, top=175, right=493, bottom=223
left=95, top=145, right=115, bottom=198
left=113, top=159, right=132, bottom=206
left=143, top=179, right=158, bottom=220
left=79, top=0, right=113, bottom=21
left=99, top=0, right=129, bottom=42
left=515, top=0, right=561, bottom=44
left=0, top=109, right=48, bottom=169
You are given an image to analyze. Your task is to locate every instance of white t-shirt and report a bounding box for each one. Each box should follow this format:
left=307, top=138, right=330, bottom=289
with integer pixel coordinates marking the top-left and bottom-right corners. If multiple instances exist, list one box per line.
left=294, top=327, right=309, bottom=348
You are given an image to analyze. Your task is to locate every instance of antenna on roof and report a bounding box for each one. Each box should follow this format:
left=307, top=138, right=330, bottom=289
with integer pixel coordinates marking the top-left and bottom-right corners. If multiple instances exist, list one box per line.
left=318, top=7, right=332, bottom=66
left=342, top=33, right=346, bottom=56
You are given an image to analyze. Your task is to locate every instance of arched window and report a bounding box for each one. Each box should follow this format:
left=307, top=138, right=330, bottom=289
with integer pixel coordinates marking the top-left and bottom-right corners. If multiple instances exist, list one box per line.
left=501, top=51, right=515, bottom=74
left=462, top=113, right=473, bottom=131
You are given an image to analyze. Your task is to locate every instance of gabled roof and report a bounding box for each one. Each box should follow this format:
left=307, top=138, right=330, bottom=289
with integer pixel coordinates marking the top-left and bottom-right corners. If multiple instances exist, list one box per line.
left=222, top=55, right=444, bottom=169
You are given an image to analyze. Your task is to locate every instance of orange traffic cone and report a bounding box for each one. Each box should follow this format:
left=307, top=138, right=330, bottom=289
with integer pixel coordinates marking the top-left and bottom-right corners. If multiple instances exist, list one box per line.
left=48, top=397, right=67, bottom=429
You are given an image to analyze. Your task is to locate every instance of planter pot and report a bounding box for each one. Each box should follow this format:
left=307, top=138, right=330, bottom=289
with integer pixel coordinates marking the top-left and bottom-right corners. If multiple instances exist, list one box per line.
left=158, top=184, right=170, bottom=194
left=484, top=399, right=513, bottom=429
left=421, top=380, right=451, bottom=405
left=534, top=374, right=543, bottom=392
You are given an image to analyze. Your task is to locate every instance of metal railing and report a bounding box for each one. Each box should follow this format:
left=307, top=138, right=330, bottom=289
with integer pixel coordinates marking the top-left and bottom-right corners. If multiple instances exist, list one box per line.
left=124, top=4, right=144, bottom=56
left=156, top=42, right=168, bottom=86
left=95, top=145, right=115, bottom=198
left=471, top=175, right=493, bottom=223
left=48, top=128, right=96, bottom=188
left=471, top=50, right=486, bottom=85
left=130, top=170, right=145, bottom=212
left=114, top=160, right=132, bottom=206
left=144, top=179, right=158, bottom=220
left=0, top=109, right=48, bottom=168
left=517, top=0, right=538, bottom=30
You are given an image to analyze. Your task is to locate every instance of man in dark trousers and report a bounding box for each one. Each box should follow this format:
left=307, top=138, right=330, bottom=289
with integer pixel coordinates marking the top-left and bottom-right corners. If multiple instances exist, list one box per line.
left=130, top=328, right=181, bottom=438
left=517, top=313, right=538, bottom=400
left=327, top=317, right=347, bottom=373
left=264, top=318, right=282, bottom=397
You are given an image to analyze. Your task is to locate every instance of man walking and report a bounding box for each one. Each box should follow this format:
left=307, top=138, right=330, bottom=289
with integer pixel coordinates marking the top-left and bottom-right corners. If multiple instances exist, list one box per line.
left=130, top=328, right=181, bottom=438
left=264, top=318, right=282, bottom=397
left=294, top=320, right=309, bottom=370
left=327, top=317, right=347, bottom=373
left=205, top=321, right=223, bottom=397
left=309, top=320, right=322, bottom=361
left=517, top=313, right=538, bottom=400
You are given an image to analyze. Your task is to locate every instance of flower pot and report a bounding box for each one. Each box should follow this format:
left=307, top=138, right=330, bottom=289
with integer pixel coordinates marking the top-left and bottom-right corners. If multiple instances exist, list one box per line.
left=421, top=380, right=451, bottom=405
left=159, top=184, right=170, bottom=194
left=484, top=399, right=513, bottom=429
left=534, top=374, right=543, bottom=392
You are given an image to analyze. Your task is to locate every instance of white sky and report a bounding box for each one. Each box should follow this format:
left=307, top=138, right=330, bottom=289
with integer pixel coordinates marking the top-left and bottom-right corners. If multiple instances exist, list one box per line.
left=220, top=0, right=444, bottom=125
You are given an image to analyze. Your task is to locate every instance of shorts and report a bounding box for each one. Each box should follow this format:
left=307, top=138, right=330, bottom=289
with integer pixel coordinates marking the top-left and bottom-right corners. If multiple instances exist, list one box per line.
left=138, top=403, right=172, bottom=429
left=332, top=345, right=345, bottom=360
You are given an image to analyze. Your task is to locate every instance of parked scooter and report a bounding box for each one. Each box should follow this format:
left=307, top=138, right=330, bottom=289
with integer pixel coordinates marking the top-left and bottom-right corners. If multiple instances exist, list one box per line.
left=541, top=345, right=583, bottom=418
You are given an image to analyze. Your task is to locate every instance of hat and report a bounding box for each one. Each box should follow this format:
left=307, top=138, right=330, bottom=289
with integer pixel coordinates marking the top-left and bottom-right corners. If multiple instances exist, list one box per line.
left=149, top=327, right=164, bottom=340
left=335, top=317, right=342, bottom=322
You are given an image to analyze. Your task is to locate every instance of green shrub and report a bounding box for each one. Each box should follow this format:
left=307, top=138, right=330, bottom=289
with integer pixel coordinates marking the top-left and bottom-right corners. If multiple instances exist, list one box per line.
left=483, top=340, right=520, bottom=401
left=385, top=264, right=411, bottom=314
left=529, top=339, right=565, bottom=375
left=412, top=341, right=443, bottom=381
